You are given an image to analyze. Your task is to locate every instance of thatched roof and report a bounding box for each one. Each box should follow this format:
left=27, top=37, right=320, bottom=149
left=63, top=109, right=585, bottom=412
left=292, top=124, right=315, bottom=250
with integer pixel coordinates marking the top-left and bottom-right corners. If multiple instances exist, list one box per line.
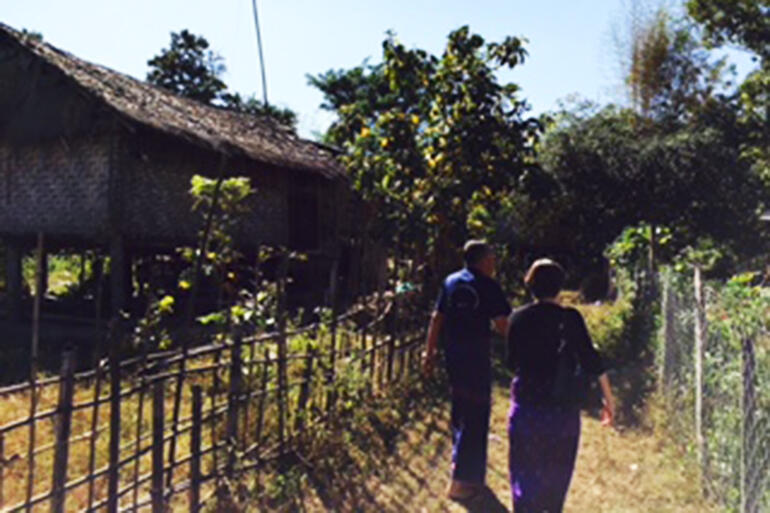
left=0, top=23, right=344, bottom=179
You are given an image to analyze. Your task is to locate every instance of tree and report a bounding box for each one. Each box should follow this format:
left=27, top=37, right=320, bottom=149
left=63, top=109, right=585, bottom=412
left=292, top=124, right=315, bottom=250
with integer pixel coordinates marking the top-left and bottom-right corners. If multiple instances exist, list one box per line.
left=687, top=0, right=770, bottom=62
left=147, top=29, right=228, bottom=104
left=538, top=98, right=766, bottom=279
left=20, top=29, right=43, bottom=42
left=219, top=92, right=297, bottom=129
left=310, top=27, right=545, bottom=280
left=618, top=6, right=736, bottom=276
left=687, top=0, right=770, bottom=185
left=148, top=30, right=297, bottom=130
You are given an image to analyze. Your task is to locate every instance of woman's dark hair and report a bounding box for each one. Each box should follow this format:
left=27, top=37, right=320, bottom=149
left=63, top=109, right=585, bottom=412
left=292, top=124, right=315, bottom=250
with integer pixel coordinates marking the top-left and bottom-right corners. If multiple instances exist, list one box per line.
left=524, top=258, right=565, bottom=299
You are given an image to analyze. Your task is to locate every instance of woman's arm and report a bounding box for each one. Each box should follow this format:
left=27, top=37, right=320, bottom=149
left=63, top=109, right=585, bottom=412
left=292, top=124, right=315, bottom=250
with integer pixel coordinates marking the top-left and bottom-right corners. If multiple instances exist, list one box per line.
left=598, top=372, right=615, bottom=427
left=505, top=312, right=517, bottom=371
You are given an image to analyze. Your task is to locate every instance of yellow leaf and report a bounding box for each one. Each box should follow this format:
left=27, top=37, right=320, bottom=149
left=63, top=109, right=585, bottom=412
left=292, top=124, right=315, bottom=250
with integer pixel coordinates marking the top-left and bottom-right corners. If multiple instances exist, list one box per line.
left=178, top=280, right=191, bottom=290
left=411, top=114, right=420, bottom=126
left=158, top=295, right=175, bottom=313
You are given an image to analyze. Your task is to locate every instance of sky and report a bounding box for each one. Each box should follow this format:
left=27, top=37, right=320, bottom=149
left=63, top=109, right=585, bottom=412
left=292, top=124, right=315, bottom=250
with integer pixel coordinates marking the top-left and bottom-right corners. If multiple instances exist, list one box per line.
left=2, top=0, right=756, bottom=139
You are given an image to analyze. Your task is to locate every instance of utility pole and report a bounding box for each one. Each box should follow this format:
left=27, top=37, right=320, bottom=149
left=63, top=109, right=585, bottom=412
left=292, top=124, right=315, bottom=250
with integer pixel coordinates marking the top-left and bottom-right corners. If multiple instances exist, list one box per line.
left=251, top=0, right=269, bottom=106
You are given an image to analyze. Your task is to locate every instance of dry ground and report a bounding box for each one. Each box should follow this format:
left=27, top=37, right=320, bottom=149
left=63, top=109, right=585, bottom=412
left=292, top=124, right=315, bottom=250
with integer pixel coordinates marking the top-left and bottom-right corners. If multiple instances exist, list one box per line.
left=281, top=382, right=715, bottom=513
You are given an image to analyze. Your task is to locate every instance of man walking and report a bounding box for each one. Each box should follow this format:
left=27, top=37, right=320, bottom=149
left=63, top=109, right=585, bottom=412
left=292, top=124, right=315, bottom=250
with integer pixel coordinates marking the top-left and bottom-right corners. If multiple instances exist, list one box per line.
left=422, top=240, right=511, bottom=500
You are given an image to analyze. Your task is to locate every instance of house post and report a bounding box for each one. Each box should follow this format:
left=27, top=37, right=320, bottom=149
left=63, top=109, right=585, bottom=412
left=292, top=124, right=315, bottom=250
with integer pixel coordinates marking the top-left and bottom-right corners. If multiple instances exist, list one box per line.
left=110, top=233, right=126, bottom=314
left=38, top=246, right=48, bottom=298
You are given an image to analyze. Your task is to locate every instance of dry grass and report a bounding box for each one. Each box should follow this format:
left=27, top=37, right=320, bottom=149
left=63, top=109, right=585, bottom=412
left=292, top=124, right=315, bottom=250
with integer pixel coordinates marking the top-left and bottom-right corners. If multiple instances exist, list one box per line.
left=267, top=380, right=716, bottom=513
left=0, top=320, right=409, bottom=512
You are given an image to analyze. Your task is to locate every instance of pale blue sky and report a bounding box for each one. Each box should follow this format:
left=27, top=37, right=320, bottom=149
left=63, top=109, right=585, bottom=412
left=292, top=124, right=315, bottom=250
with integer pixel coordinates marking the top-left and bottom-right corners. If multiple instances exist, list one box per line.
left=3, top=0, right=754, bottom=138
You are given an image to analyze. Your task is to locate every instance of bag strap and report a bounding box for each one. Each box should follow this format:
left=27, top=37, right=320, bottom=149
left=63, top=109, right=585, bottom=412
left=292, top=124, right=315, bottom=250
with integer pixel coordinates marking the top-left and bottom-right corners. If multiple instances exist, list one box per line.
left=557, top=307, right=568, bottom=354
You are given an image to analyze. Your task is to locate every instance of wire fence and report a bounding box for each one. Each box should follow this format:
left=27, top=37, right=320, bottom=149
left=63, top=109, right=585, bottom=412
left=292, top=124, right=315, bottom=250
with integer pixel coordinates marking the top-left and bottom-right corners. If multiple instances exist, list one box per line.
left=0, top=288, right=427, bottom=512
left=658, top=267, right=770, bottom=513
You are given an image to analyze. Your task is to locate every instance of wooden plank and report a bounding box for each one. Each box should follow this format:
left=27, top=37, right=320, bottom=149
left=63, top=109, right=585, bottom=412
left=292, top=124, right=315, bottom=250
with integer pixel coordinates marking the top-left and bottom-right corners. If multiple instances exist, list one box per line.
left=50, top=351, right=76, bottom=513
left=190, top=386, right=202, bottom=513
left=151, top=381, right=165, bottom=513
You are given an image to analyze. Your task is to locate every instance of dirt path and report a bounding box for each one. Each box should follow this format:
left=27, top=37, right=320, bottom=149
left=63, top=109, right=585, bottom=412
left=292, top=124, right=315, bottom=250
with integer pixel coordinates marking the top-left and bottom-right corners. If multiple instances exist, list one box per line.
left=294, top=382, right=715, bottom=512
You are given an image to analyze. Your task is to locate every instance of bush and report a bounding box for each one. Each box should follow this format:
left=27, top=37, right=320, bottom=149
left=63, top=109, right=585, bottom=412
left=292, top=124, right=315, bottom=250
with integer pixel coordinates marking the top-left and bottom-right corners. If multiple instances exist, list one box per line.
left=563, top=272, right=636, bottom=367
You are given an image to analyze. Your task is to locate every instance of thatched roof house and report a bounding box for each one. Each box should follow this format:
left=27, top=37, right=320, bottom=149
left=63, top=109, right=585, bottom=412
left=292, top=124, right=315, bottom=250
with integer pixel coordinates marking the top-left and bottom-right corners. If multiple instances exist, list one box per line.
left=0, top=23, right=350, bottom=317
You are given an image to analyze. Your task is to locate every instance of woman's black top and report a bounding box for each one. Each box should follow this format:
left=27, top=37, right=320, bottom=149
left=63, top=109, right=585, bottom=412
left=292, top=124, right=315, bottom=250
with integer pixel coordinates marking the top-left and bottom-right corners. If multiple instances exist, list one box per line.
left=506, top=302, right=605, bottom=407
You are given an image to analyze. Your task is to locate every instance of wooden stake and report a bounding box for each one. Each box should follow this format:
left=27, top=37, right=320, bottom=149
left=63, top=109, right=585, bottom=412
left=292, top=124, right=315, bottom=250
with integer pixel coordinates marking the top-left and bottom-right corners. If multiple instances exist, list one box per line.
left=151, top=380, right=165, bottom=513
left=226, top=330, right=243, bottom=478
left=107, top=321, right=121, bottom=513
left=50, top=351, right=76, bottom=513
left=190, top=386, right=203, bottom=513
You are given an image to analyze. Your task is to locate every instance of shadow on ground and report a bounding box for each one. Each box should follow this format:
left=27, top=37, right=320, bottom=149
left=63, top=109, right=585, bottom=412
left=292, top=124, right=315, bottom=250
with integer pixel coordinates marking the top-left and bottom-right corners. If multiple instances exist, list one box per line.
left=249, top=373, right=505, bottom=512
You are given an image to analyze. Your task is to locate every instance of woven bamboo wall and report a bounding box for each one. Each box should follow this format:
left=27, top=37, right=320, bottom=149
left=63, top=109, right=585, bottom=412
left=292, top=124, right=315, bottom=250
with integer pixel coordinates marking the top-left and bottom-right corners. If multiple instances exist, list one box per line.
left=0, top=137, right=110, bottom=239
left=120, top=130, right=289, bottom=250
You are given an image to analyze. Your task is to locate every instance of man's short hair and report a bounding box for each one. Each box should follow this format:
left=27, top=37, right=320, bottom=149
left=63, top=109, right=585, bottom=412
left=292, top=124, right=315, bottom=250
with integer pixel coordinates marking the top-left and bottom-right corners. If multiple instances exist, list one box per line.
left=463, top=240, right=492, bottom=268
left=524, top=258, right=565, bottom=299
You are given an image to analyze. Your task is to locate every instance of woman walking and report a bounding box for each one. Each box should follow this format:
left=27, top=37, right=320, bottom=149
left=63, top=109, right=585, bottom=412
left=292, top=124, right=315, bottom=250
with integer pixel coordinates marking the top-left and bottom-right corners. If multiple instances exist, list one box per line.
left=506, top=259, right=615, bottom=512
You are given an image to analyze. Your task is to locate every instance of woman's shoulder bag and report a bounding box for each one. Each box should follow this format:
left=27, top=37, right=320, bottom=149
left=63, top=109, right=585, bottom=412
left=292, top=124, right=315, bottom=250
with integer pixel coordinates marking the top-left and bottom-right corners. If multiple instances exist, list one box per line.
left=550, top=308, right=590, bottom=408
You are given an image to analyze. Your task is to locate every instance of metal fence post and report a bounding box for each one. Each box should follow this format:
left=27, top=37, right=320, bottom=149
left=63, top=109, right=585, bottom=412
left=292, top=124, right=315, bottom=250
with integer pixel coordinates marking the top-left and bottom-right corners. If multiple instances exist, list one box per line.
left=741, top=336, right=759, bottom=513
left=693, top=265, right=708, bottom=491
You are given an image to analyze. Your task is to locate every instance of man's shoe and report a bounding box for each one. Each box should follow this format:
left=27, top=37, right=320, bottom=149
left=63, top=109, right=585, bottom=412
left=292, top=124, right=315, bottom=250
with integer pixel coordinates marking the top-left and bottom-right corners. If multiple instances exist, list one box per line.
left=446, top=480, right=482, bottom=501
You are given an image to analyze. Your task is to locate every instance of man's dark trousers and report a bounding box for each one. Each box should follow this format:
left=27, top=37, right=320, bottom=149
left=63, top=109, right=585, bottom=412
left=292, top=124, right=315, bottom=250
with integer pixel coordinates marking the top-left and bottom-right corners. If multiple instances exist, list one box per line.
left=446, top=350, right=491, bottom=484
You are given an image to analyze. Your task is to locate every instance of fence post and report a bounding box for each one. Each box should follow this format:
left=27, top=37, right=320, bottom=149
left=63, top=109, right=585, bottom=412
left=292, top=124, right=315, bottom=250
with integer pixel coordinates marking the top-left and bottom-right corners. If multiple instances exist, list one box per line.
left=277, top=254, right=288, bottom=448
left=190, top=386, right=202, bottom=513
left=50, top=350, right=76, bottom=513
left=360, top=320, right=368, bottom=375
left=226, top=329, right=243, bottom=478
left=327, top=278, right=339, bottom=414
left=659, top=271, right=677, bottom=393
left=295, top=348, right=315, bottom=432
left=0, top=432, right=4, bottom=509
left=370, top=294, right=380, bottom=390
left=107, top=321, right=122, bottom=513
left=87, top=318, right=110, bottom=512
left=693, top=265, right=708, bottom=490
left=152, top=380, right=165, bottom=513
left=255, top=349, right=270, bottom=447
left=386, top=300, right=396, bottom=383
left=741, top=336, right=759, bottom=513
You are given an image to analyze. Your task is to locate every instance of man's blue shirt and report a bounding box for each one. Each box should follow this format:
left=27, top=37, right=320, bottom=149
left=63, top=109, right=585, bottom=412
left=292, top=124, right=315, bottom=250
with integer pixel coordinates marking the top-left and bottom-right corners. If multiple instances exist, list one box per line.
left=436, top=267, right=511, bottom=391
